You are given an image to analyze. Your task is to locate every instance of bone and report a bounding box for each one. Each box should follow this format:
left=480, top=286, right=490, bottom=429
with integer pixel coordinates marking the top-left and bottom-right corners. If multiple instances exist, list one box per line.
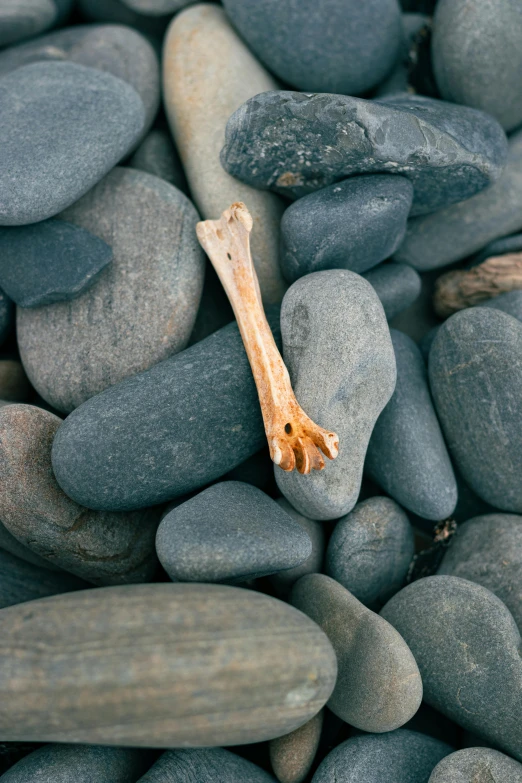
left=196, top=202, right=339, bottom=474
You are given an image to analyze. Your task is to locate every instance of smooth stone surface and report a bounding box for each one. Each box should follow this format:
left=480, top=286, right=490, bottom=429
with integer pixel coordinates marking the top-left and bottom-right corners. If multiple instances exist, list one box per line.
left=221, top=0, right=401, bottom=95
left=0, top=405, right=160, bottom=584
left=280, top=176, right=413, bottom=284
left=381, top=576, right=522, bottom=760
left=18, top=168, right=204, bottom=413
left=479, top=290, right=522, bottom=321
left=0, top=362, right=30, bottom=402
left=366, top=329, right=457, bottom=520
left=429, top=308, right=522, bottom=512
left=137, top=748, right=276, bottom=782
left=364, top=263, right=422, bottom=321
left=269, top=499, right=325, bottom=598
left=276, top=271, right=396, bottom=520
left=269, top=711, right=323, bottom=783
left=0, top=520, right=62, bottom=571
left=326, top=496, right=414, bottom=610
left=164, top=4, right=287, bottom=305
left=0, top=549, right=86, bottom=611
left=291, top=574, right=422, bottom=732
left=129, top=128, right=188, bottom=193
left=0, top=584, right=337, bottom=747
left=0, top=220, right=112, bottom=308
left=0, top=289, right=14, bottom=345
left=474, top=233, right=522, bottom=266
left=52, top=312, right=281, bottom=511
left=312, top=731, right=452, bottom=783
left=0, top=62, right=144, bottom=226
left=155, top=481, right=312, bottom=583
left=0, top=0, right=58, bottom=48
left=221, top=91, right=508, bottom=216
left=429, top=748, right=522, bottom=783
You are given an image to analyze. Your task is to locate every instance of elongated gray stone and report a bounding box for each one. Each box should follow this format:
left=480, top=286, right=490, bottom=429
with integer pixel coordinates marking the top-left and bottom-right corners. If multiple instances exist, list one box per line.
left=269, top=498, right=325, bottom=598
left=137, top=748, right=276, bottom=782
left=0, top=549, right=86, bottom=611
left=428, top=748, right=522, bottom=783
left=363, top=263, right=421, bottom=322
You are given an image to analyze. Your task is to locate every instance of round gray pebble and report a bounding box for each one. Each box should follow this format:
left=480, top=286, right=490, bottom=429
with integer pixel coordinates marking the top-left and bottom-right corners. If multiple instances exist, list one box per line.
left=363, top=263, right=422, bottom=322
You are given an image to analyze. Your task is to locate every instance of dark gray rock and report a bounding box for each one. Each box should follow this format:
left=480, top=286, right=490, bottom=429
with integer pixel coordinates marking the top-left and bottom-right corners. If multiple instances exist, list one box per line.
left=0, top=289, right=14, bottom=345
left=364, top=263, right=422, bottom=321
left=312, top=730, right=452, bottom=783
left=0, top=0, right=58, bottom=49
left=381, top=575, right=522, bottom=760
left=291, top=574, right=422, bottom=732
left=389, top=269, right=440, bottom=343
left=326, top=496, right=414, bottom=610
left=0, top=220, right=112, bottom=308
left=280, top=176, right=413, bottom=283
left=0, top=62, right=145, bottom=226
left=366, top=329, right=457, bottom=520
left=429, top=308, right=522, bottom=512
left=221, top=0, right=402, bottom=95
left=78, top=0, right=179, bottom=38
left=478, top=291, right=522, bottom=321
left=122, top=0, right=198, bottom=13
left=137, top=748, right=276, bottom=782
left=404, top=703, right=461, bottom=748
left=155, top=481, right=312, bottom=583
left=269, top=498, right=325, bottom=598
left=428, top=748, right=522, bottom=783
left=221, top=91, right=508, bottom=216
left=473, top=233, right=522, bottom=267
left=129, top=128, right=188, bottom=193
left=0, top=549, right=86, bottom=611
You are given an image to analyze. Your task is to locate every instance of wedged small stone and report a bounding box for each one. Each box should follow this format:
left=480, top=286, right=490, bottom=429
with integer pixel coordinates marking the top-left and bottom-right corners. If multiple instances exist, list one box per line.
left=137, top=748, right=276, bottom=782
left=478, top=290, right=522, bottom=320
left=122, top=0, right=196, bottom=12
left=269, top=499, right=325, bottom=598
left=280, top=176, right=413, bottom=283
left=0, top=404, right=160, bottom=585
left=291, top=574, right=422, bottom=732
left=129, top=128, right=188, bottom=193
left=164, top=4, right=287, bottom=305
left=276, top=271, right=396, bottom=521
left=221, top=91, right=508, bottom=216
left=78, top=0, right=171, bottom=38
left=388, top=269, right=440, bottom=343
left=0, top=584, right=337, bottom=747
left=0, top=362, right=30, bottom=403
left=429, top=308, right=522, bottom=512
left=269, top=711, right=323, bottom=783
left=381, top=575, right=522, bottom=760
left=155, top=481, right=312, bottom=583
left=474, top=233, right=522, bottom=267
left=18, top=168, right=204, bottom=413
left=366, top=329, right=457, bottom=520
left=0, top=0, right=58, bottom=48
left=363, top=263, right=421, bottom=321
left=428, top=748, right=522, bottom=783
left=0, top=289, right=14, bottom=345
left=0, top=520, right=61, bottom=571
left=326, top=497, right=414, bottom=610
left=0, top=549, right=86, bottom=611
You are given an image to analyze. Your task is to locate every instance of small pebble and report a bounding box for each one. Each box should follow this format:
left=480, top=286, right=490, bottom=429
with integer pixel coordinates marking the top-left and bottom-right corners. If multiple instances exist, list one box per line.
left=269, top=711, right=323, bottom=783
left=137, top=747, right=276, bottom=782
left=0, top=549, right=86, bottom=611
left=428, top=748, right=522, bottom=783
left=363, top=263, right=422, bottom=322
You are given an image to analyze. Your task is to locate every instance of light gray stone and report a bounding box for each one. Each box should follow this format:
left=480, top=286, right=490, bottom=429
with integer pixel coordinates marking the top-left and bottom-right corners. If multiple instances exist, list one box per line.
left=428, top=748, right=522, bottom=783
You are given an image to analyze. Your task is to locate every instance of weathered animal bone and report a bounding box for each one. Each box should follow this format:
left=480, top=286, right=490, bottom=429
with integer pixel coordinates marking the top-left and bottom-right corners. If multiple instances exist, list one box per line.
left=196, top=202, right=339, bottom=474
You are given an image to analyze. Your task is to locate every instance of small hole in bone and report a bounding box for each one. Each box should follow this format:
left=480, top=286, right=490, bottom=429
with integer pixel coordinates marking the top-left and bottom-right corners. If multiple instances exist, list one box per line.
left=285, top=423, right=292, bottom=434
left=227, top=252, right=232, bottom=260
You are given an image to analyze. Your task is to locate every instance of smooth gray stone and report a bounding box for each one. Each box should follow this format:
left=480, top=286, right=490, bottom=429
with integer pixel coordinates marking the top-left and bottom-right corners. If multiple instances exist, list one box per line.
left=221, top=0, right=402, bottom=96
left=473, top=233, right=522, bottom=266
left=0, top=520, right=61, bottom=571
left=429, top=748, right=522, bottom=783
left=0, top=549, right=86, bottom=611
left=394, top=128, right=522, bottom=271
left=269, top=498, right=325, bottom=598
left=388, top=269, right=440, bottom=344
left=0, top=0, right=58, bottom=48
left=155, top=481, right=312, bottom=583
left=221, top=91, right=508, bottom=216
left=0, top=289, right=14, bottom=345
left=18, top=168, right=204, bottom=413
left=0, top=62, right=145, bottom=226
left=326, top=496, right=414, bottom=610
left=0, top=220, right=112, bottom=308
left=280, top=176, right=413, bottom=283
left=366, top=329, right=457, bottom=520
left=429, top=308, right=522, bottom=512
left=432, top=0, right=522, bottom=132
left=381, top=575, right=522, bottom=760
left=137, top=748, right=276, bottom=782
left=52, top=312, right=281, bottom=511
left=291, top=574, right=422, bottom=733
left=438, top=513, right=522, bottom=633
left=364, top=263, right=421, bottom=322
left=312, top=731, right=452, bottom=783
left=478, top=291, right=522, bottom=321
left=129, top=128, right=188, bottom=193
left=276, top=270, right=396, bottom=520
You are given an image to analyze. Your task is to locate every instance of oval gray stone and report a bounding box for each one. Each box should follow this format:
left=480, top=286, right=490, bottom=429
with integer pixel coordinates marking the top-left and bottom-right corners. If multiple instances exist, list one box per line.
left=137, top=748, right=276, bottom=782
left=428, top=748, right=522, bottom=783
left=0, top=549, right=86, bottom=611
left=129, top=128, right=188, bottom=193
left=0, top=0, right=58, bottom=48
left=363, top=263, right=421, bottom=322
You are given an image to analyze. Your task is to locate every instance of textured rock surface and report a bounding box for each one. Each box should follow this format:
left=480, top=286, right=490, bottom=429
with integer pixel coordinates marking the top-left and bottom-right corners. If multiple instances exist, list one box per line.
left=221, top=91, right=508, bottom=216
left=0, top=584, right=337, bottom=746
left=0, top=521, right=62, bottom=571
left=0, top=289, right=14, bottom=345
left=18, top=168, right=204, bottom=413
left=364, top=263, right=422, bottom=322
left=0, top=549, right=86, bottom=611
left=428, top=748, right=522, bottom=783
left=269, top=711, right=323, bottom=783
left=0, top=362, right=30, bottom=403
left=137, top=748, right=276, bottom=782
left=163, top=4, right=286, bottom=305
left=0, top=0, right=59, bottom=48
left=291, top=574, right=422, bottom=732
left=276, top=271, right=396, bottom=520
left=269, top=499, right=325, bottom=598
left=129, top=128, right=188, bottom=193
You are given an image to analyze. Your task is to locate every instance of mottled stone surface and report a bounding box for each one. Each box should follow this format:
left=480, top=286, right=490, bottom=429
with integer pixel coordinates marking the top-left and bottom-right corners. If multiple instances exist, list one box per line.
left=129, top=128, right=188, bottom=193
left=269, top=499, right=325, bottom=598
left=429, top=748, right=522, bottom=783
left=291, top=574, right=422, bottom=732
left=0, top=549, right=86, bottom=611
left=364, top=263, right=421, bottom=321
left=0, top=362, right=30, bottom=403
left=18, top=168, right=204, bottom=413
left=137, top=748, right=276, bottom=782
left=0, top=0, right=58, bottom=48
left=276, top=271, right=396, bottom=520
left=269, top=711, right=323, bottom=783
left=0, top=289, right=14, bottom=345
left=221, top=91, right=508, bottom=216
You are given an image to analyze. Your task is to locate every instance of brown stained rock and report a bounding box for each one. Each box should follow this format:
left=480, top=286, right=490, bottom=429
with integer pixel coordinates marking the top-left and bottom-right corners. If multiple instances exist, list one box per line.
left=0, top=404, right=160, bottom=584
left=269, top=710, right=323, bottom=783
left=0, top=361, right=31, bottom=402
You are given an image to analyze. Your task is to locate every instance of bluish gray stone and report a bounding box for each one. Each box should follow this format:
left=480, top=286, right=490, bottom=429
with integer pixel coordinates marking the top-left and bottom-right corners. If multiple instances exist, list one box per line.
left=326, top=496, right=414, bottom=610
left=280, top=176, right=413, bottom=283
left=129, top=128, right=188, bottom=193
left=428, top=748, right=522, bottom=783
left=429, top=308, right=522, bottom=512
left=0, top=62, right=145, bottom=226
left=0, top=549, right=86, bottom=611
left=155, top=481, right=312, bottom=583
left=0, top=289, right=14, bottom=346
left=122, top=0, right=199, bottom=13
left=221, top=92, right=508, bottom=216
left=478, top=291, right=522, bottom=320
left=364, top=263, right=422, bottom=321
left=0, top=0, right=58, bottom=48
left=269, top=498, right=325, bottom=598
left=137, top=748, right=276, bottom=782
left=376, top=13, right=431, bottom=98
left=366, top=329, right=457, bottom=520
left=473, top=233, right=522, bottom=266
left=78, top=0, right=180, bottom=38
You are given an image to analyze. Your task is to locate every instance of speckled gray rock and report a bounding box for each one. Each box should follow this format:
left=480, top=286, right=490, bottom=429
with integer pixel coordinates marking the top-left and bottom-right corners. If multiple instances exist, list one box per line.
left=221, top=0, right=401, bottom=95
left=312, top=730, right=452, bottom=783
left=326, top=497, right=414, bottom=610
left=0, top=220, right=112, bottom=308
left=18, top=168, right=204, bottom=413
left=364, top=263, right=422, bottom=321
left=366, top=329, right=457, bottom=520
left=473, top=233, right=522, bottom=267
left=428, top=748, right=522, bottom=783
left=156, top=481, right=312, bottom=583
left=291, top=574, right=422, bottom=732
left=221, top=92, right=508, bottom=216
left=129, top=128, right=188, bottom=193
left=381, top=576, right=522, bottom=760
left=269, top=499, right=325, bottom=598
left=280, top=176, right=413, bottom=284
left=429, top=308, right=522, bottom=512
left=0, top=362, right=30, bottom=403
left=0, top=289, right=13, bottom=345
left=0, top=0, right=59, bottom=48
left=0, top=549, right=86, bottom=611
left=137, top=748, right=276, bottom=782
left=269, top=711, right=323, bottom=783
left=276, top=271, right=396, bottom=521
left=0, top=62, right=145, bottom=226
left=478, top=291, right=522, bottom=321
